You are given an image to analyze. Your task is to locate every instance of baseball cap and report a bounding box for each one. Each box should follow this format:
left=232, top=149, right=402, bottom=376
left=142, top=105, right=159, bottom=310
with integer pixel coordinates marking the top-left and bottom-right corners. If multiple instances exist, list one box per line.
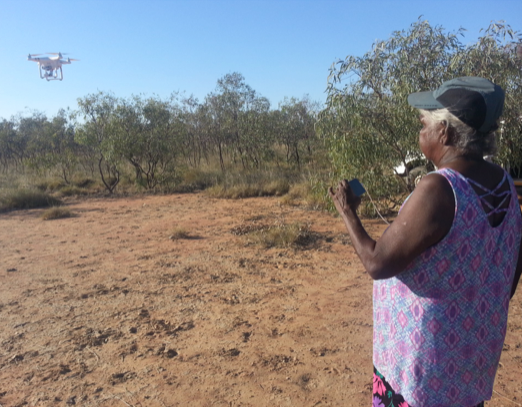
left=407, top=77, right=505, bottom=134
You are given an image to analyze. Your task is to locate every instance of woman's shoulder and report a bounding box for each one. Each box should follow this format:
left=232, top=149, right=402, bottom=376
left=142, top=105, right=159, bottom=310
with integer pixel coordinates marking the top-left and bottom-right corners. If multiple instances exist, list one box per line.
left=418, top=170, right=456, bottom=198
left=447, top=160, right=506, bottom=191
left=406, top=171, right=455, bottom=220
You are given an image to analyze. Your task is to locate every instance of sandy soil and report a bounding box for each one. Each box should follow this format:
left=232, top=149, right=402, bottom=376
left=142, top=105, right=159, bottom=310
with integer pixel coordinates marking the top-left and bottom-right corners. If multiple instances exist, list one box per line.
left=1, top=193, right=521, bottom=407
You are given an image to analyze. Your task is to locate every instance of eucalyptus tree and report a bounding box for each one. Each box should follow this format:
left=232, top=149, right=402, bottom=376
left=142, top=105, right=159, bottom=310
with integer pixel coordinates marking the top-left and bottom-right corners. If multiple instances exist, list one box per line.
left=37, top=109, right=79, bottom=183
left=204, top=93, right=227, bottom=171
left=238, top=95, right=272, bottom=168
left=179, top=96, right=211, bottom=168
left=16, top=111, right=50, bottom=166
left=111, top=94, right=184, bottom=189
left=215, top=72, right=254, bottom=168
left=208, top=72, right=271, bottom=170
left=112, top=96, right=144, bottom=183
left=277, top=96, right=319, bottom=167
left=138, top=95, right=184, bottom=188
left=319, top=19, right=522, bottom=209
left=0, top=118, right=20, bottom=171
left=320, top=20, right=463, bottom=202
left=75, top=91, right=121, bottom=193
left=451, top=22, right=522, bottom=176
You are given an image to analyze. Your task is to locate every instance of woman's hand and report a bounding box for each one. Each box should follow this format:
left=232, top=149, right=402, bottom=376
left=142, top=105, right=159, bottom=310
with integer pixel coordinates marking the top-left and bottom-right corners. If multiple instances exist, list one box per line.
left=328, top=179, right=362, bottom=216
left=328, top=174, right=455, bottom=280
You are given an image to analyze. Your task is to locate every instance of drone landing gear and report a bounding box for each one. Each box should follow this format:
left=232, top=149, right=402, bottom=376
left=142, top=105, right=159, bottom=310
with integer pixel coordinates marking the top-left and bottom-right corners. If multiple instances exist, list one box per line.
left=40, top=66, right=63, bottom=81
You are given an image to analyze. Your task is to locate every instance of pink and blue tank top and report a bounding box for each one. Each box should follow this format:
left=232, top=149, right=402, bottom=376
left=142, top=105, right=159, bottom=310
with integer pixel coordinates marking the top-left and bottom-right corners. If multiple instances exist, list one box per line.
left=373, top=168, right=522, bottom=407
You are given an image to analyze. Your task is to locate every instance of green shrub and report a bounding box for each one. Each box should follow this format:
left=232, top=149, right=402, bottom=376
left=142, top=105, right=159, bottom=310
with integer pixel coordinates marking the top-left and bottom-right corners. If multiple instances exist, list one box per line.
left=0, top=190, right=62, bottom=212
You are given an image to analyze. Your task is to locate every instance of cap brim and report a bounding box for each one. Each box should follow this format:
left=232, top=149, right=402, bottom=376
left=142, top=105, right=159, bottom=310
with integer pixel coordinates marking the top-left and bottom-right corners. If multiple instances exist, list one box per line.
left=407, top=91, right=445, bottom=110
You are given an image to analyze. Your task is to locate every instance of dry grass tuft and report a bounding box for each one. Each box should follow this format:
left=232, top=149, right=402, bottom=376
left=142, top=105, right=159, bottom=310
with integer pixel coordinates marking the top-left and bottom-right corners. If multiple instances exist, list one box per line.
left=206, top=180, right=290, bottom=200
left=262, top=180, right=290, bottom=196
left=0, top=189, right=62, bottom=212
left=206, top=184, right=256, bottom=199
left=169, top=228, right=191, bottom=240
left=36, top=179, right=66, bottom=192
left=279, top=182, right=326, bottom=210
left=55, top=185, right=91, bottom=198
left=41, top=206, right=73, bottom=220
left=233, top=220, right=316, bottom=249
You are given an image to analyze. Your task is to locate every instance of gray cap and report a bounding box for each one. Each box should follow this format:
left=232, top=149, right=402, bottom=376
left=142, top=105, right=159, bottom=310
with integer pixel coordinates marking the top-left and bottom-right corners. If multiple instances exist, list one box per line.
left=408, top=77, right=505, bottom=134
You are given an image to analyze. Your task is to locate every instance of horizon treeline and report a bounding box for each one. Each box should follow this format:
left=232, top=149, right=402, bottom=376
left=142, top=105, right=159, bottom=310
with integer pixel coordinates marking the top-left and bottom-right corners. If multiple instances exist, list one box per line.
left=2, top=19, right=522, bottom=214
left=0, top=72, right=324, bottom=194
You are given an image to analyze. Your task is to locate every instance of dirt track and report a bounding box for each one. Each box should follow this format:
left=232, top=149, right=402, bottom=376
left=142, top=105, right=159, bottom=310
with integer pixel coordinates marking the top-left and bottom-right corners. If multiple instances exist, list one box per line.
left=1, top=193, right=521, bottom=406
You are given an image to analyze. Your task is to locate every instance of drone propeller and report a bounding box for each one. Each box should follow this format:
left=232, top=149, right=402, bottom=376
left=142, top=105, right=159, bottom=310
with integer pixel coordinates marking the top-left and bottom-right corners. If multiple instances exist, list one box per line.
left=68, top=58, right=80, bottom=62
left=28, top=53, right=46, bottom=57
left=47, top=52, right=70, bottom=56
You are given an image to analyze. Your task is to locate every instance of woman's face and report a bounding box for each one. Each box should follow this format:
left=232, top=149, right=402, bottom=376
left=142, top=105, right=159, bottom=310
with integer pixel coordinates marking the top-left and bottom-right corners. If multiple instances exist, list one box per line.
left=418, top=114, right=444, bottom=161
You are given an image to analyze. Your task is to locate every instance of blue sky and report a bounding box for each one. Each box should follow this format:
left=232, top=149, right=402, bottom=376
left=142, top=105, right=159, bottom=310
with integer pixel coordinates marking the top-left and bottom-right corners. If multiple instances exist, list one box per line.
left=1, top=0, right=521, bottom=120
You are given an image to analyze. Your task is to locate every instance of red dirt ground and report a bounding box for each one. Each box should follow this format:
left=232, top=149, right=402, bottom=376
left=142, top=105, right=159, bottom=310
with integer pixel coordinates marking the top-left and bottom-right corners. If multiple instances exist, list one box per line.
left=1, top=193, right=521, bottom=406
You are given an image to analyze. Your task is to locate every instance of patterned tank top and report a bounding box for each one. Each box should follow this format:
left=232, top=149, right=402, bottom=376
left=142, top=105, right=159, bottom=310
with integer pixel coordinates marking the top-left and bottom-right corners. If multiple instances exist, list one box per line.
left=373, top=167, right=522, bottom=407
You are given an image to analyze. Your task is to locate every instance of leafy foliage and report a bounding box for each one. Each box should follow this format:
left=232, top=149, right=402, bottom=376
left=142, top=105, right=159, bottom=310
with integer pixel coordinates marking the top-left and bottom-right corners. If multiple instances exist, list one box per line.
left=0, top=74, right=320, bottom=195
left=319, top=19, right=522, bottom=210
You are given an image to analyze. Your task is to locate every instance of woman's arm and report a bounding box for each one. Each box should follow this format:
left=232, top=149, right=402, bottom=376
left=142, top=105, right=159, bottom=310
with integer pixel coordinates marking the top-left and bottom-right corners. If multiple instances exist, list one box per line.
left=329, top=174, right=455, bottom=280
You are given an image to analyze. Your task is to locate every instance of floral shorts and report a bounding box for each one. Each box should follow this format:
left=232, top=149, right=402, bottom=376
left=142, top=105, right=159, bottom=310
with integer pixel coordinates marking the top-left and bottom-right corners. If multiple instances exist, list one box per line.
left=372, top=366, right=485, bottom=407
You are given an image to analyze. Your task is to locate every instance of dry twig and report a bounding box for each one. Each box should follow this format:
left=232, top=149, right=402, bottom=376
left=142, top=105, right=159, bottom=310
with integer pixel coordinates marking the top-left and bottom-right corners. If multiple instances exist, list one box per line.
left=86, top=346, right=100, bottom=361
left=493, top=389, right=522, bottom=406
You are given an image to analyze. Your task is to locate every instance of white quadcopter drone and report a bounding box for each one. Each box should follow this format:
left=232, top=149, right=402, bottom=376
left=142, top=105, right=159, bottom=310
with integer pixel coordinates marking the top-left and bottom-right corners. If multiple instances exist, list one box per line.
left=27, top=52, right=79, bottom=81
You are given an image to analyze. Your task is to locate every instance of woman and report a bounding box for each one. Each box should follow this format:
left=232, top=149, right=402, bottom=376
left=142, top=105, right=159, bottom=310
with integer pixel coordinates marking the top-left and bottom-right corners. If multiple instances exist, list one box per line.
left=329, top=77, right=522, bottom=407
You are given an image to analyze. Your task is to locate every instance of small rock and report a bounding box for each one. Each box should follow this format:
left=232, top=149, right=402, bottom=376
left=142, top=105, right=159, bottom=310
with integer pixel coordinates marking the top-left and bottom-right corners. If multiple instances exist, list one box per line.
left=165, top=349, right=178, bottom=358
left=66, top=396, right=76, bottom=405
left=10, top=354, right=24, bottom=363
left=7, top=268, right=17, bottom=272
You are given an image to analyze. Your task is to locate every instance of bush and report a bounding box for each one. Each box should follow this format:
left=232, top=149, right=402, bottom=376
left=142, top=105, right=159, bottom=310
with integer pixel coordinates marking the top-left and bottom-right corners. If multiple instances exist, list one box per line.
left=73, top=178, right=96, bottom=188
left=169, top=228, right=191, bottom=240
left=0, top=190, right=62, bottom=212
left=206, top=184, right=256, bottom=199
left=262, top=179, right=290, bottom=196
left=280, top=182, right=320, bottom=207
left=35, top=179, right=66, bottom=192
left=41, top=206, right=73, bottom=220
left=252, top=222, right=314, bottom=248
left=55, top=185, right=90, bottom=197
left=232, top=220, right=314, bottom=248
left=181, top=168, right=221, bottom=190
left=206, top=180, right=291, bottom=200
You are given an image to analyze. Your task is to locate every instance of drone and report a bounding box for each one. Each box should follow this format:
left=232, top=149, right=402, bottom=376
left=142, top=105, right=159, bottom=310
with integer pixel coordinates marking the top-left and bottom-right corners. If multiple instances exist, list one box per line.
left=27, top=52, right=79, bottom=81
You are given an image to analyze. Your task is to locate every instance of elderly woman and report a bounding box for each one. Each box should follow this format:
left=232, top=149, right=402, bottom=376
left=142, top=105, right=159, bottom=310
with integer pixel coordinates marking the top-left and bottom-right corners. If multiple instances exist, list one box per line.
left=329, top=77, right=522, bottom=407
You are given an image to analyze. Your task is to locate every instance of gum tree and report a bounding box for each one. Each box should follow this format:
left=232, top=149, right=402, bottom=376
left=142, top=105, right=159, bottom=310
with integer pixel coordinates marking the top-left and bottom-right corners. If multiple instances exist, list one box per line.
left=451, top=22, right=522, bottom=176
left=206, top=72, right=272, bottom=170
left=319, top=19, right=522, bottom=213
left=277, top=96, right=319, bottom=168
left=75, top=92, right=121, bottom=193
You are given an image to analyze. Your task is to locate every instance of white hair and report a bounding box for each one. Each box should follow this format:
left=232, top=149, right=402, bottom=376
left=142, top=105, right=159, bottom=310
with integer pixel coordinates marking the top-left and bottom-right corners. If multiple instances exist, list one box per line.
left=420, top=108, right=497, bottom=156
